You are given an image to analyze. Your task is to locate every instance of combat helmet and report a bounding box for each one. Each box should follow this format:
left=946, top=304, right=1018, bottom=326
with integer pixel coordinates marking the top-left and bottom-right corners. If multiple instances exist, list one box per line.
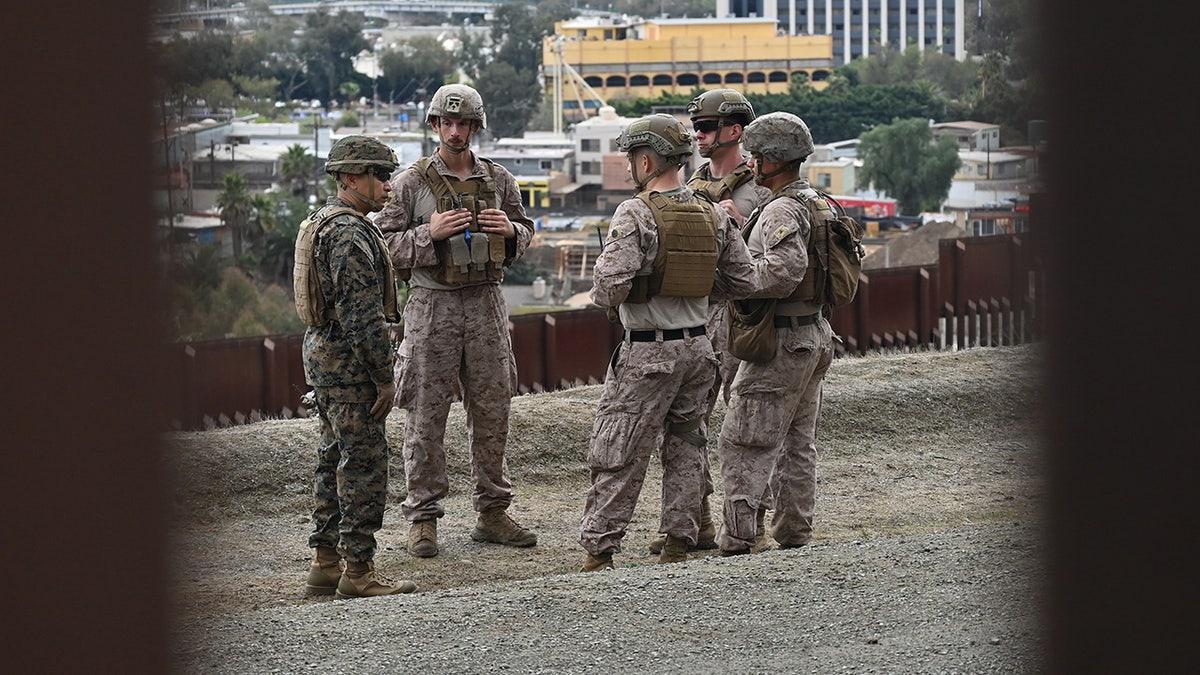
left=686, top=89, right=756, bottom=125
left=616, top=114, right=695, bottom=158
left=741, top=112, right=814, bottom=163
left=425, top=84, right=487, bottom=129
left=324, top=135, right=399, bottom=176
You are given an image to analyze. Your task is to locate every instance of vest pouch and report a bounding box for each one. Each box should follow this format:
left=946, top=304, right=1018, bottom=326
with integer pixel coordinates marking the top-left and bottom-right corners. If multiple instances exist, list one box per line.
left=468, top=230, right=491, bottom=265
left=658, top=250, right=718, bottom=298
left=726, top=298, right=777, bottom=363
left=447, top=232, right=472, bottom=271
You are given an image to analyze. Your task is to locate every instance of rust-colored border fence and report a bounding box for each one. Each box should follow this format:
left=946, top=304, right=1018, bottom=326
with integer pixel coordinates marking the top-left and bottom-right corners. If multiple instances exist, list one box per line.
left=164, top=232, right=1044, bottom=431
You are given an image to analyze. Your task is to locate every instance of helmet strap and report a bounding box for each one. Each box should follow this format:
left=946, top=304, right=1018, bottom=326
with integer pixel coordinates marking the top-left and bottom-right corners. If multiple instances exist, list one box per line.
left=706, top=119, right=731, bottom=156
left=345, top=174, right=385, bottom=212
left=435, top=118, right=476, bottom=154
left=754, top=159, right=799, bottom=184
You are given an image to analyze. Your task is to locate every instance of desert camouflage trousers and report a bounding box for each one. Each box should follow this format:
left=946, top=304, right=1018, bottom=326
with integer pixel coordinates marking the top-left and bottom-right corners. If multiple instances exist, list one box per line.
left=393, top=284, right=519, bottom=522
left=308, top=387, right=390, bottom=563
left=579, top=334, right=719, bottom=556
left=699, top=300, right=737, bottom=501
left=716, top=318, right=834, bottom=551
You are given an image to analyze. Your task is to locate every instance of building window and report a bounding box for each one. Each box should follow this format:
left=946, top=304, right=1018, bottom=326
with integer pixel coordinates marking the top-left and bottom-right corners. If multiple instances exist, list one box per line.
left=581, top=139, right=600, bottom=152
left=539, top=160, right=552, bottom=170
left=817, top=172, right=832, bottom=188
left=581, top=161, right=601, bottom=176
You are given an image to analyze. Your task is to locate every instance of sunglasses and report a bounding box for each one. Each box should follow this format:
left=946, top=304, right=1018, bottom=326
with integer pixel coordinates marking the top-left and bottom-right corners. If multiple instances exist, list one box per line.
left=370, top=167, right=392, bottom=182
left=692, top=120, right=723, bottom=134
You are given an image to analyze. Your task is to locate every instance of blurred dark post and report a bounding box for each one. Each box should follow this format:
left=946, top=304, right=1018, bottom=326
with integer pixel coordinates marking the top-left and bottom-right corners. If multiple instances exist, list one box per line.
left=3, top=1, right=170, bottom=673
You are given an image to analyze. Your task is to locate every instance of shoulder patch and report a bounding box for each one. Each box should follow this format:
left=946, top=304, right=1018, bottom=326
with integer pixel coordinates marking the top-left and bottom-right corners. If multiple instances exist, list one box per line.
left=607, top=224, right=623, bottom=240
left=768, top=224, right=795, bottom=247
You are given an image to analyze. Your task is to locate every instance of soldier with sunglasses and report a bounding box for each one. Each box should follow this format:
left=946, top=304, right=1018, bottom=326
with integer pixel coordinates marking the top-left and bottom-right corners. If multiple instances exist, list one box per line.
left=645, top=89, right=775, bottom=557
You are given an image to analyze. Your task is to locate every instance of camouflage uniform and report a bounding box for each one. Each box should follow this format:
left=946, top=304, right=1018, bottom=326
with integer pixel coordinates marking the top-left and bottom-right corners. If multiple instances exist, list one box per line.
left=579, top=187, right=757, bottom=556
left=375, top=152, right=534, bottom=522
left=689, top=161, right=773, bottom=503
left=303, top=196, right=398, bottom=563
left=716, top=178, right=836, bottom=552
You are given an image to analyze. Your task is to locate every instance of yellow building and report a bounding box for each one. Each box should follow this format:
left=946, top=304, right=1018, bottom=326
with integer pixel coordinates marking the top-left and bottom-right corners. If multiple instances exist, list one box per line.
left=543, top=15, right=834, bottom=123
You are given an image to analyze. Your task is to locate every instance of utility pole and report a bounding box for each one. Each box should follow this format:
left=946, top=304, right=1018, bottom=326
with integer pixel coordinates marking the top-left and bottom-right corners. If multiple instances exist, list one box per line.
left=160, top=98, right=174, bottom=260
left=313, top=114, right=321, bottom=194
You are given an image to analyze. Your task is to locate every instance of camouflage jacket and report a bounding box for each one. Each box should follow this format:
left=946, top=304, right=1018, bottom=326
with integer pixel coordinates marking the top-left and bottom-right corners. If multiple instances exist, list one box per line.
left=302, top=197, right=396, bottom=400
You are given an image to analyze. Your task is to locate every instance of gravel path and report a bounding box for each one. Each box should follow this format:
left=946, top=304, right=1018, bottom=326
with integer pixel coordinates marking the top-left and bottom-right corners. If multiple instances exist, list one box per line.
left=172, top=521, right=1043, bottom=673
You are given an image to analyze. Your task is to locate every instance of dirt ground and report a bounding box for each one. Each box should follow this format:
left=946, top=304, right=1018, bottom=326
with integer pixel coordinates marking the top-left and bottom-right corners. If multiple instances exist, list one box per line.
left=164, top=343, right=1043, bottom=622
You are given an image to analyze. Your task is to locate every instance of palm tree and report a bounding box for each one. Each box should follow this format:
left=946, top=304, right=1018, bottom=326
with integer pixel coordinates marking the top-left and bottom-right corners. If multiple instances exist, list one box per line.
left=279, top=144, right=314, bottom=196
left=216, top=172, right=253, bottom=260
left=248, top=194, right=278, bottom=263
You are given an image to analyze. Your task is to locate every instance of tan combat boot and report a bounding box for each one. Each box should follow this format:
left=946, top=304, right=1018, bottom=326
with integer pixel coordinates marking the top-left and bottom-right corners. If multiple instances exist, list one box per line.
left=649, top=498, right=718, bottom=553
left=658, top=535, right=688, bottom=564
left=335, top=560, right=417, bottom=598
left=750, top=506, right=774, bottom=553
left=580, top=552, right=614, bottom=572
left=304, top=546, right=343, bottom=596
left=408, top=519, right=438, bottom=558
left=471, top=508, right=538, bottom=547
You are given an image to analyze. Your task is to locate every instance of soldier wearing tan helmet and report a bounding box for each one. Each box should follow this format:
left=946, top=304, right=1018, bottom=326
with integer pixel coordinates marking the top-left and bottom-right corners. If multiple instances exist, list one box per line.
left=715, top=111, right=836, bottom=556
left=296, top=135, right=417, bottom=598
left=373, top=84, right=538, bottom=560
left=686, top=88, right=771, bottom=228
left=577, top=114, right=758, bottom=572
left=643, top=90, right=776, bottom=559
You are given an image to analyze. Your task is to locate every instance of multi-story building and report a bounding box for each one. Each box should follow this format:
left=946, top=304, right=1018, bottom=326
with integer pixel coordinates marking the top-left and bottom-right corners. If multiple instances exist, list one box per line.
left=718, top=0, right=967, bottom=64
left=542, top=15, right=834, bottom=122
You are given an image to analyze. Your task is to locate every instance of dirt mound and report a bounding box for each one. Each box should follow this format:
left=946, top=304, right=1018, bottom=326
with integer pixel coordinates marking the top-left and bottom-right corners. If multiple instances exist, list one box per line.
left=864, top=219, right=965, bottom=269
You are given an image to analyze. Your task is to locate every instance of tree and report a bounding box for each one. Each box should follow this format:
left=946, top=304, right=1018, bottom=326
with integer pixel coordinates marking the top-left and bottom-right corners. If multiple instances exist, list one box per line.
left=279, top=144, right=314, bottom=196
left=474, top=61, right=542, bottom=140
left=216, top=172, right=253, bottom=259
left=298, top=11, right=368, bottom=108
left=338, top=81, right=361, bottom=108
left=379, top=35, right=453, bottom=107
left=857, top=117, right=961, bottom=215
left=247, top=194, right=278, bottom=264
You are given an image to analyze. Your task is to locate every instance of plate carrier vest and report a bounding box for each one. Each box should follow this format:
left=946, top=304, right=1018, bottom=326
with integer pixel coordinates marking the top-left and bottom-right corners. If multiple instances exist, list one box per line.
left=293, top=205, right=400, bottom=327
left=687, top=162, right=756, bottom=203
left=413, top=156, right=508, bottom=285
left=624, top=190, right=722, bottom=303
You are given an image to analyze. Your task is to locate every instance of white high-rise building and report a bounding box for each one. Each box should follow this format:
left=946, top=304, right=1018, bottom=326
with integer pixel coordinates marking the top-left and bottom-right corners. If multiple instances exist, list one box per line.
left=717, top=0, right=968, bottom=65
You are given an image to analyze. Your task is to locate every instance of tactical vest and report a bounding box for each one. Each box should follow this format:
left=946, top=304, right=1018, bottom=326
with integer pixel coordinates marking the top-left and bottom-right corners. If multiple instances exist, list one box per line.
left=688, top=162, right=756, bottom=203
left=745, top=186, right=865, bottom=308
left=413, top=156, right=508, bottom=285
left=625, top=190, right=721, bottom=303
left=293, top=205, right=400, bottom=327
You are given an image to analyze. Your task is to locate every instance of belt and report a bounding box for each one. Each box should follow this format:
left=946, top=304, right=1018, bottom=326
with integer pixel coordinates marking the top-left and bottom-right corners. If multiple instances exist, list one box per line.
left=627, top=325, right=707, bottom=342
left=773, top=313, right=820, bottom=328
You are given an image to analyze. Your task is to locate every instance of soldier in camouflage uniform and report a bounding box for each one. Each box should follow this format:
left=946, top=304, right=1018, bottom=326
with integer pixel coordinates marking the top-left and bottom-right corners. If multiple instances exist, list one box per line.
left=374, top=84, right=538, bottom=559
left=578, top=114, right=758, bottom=572
left=648, top=89, right=774, bottom=556
left=715, top=112, right=836, bottom=556
left=298, top=135, right=417, bottom=598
